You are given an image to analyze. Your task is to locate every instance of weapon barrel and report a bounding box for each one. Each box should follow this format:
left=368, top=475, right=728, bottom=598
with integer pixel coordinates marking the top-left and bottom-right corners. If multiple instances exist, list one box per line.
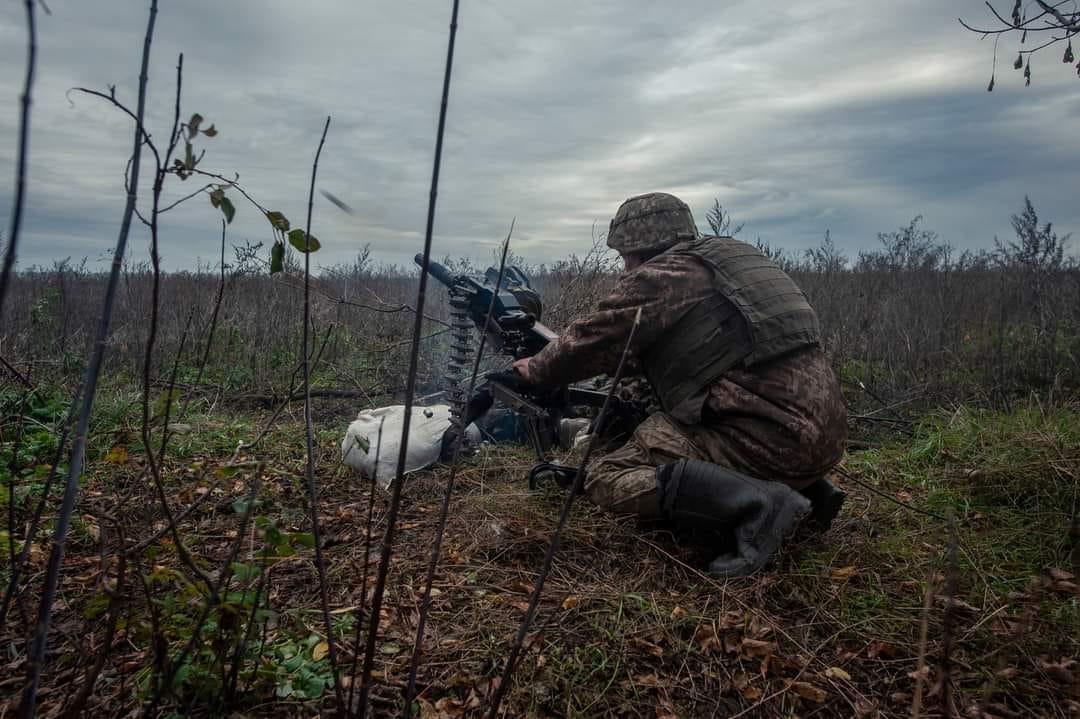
left=414, top=253, right=456, bottom=287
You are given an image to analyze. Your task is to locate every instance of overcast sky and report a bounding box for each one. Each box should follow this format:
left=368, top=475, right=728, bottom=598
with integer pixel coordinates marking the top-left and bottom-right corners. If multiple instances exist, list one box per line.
left=1, top=1, right=1077, bottom=272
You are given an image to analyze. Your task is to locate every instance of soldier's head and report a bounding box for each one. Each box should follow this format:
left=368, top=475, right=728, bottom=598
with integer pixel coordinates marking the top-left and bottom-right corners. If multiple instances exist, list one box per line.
left=606, top=192, right=698, bottom=266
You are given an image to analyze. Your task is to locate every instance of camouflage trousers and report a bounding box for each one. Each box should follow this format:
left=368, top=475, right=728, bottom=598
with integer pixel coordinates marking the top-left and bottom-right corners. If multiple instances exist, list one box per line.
left=583, top=412, right=830, bottom=519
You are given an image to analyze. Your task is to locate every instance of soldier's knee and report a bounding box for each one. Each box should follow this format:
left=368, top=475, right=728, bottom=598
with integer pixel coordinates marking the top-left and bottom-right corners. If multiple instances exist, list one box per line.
left=584, top=465, right=662, bottom=519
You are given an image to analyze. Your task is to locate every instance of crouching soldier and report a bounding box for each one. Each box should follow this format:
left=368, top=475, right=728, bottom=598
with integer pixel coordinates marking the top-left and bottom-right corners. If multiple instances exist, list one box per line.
left=512, top=192, right=848, bottom=577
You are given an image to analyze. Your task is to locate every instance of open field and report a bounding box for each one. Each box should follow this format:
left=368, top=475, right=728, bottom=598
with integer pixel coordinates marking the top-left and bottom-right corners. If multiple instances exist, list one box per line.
left=2, top=207, right=1080, bottom=717
left=1, top=381, right=1078, bottom=717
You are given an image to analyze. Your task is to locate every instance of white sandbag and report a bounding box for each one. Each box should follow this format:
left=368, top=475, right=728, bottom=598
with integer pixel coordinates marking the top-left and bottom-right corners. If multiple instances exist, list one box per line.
left=341, top=404, right=480, bottom=490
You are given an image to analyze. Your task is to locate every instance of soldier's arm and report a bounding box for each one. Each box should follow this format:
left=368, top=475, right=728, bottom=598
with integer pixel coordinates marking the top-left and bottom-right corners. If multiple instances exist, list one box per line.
left=526, top=254, right=709, bottom=386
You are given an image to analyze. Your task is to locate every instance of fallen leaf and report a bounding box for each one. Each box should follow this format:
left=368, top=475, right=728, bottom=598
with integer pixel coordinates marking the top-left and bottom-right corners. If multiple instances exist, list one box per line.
left=1037, top=657, right=1075, bottom=684
left=561, top=595, right=579, bottom=610
left=630, top=637, right=664, bottom=658
left=1048, top=567, right=1075, bottom=581
left=740, top=685, right=762, bottom=701
left=312, top=640, right=329, bottom=661
left=907, top=666, right=931, bottom=682
left=632, top=673, right=662, bottom=688
left=655, top=698, right=678, bottom=719
left=854, top=698, right=879, bottom=718
left=980, top=702, right=1023, bottom=719
left=105, top=446, right=129, bottom=464
left=694, top=624, right=722, bottom=654
left=740, top=638, right=776, bottom=659
left=718, top=610, right=744, bottom=629
left=434, top=696, right=466, bottom=718
left=935, top=595, right=980, bottom=614
left=825, top=666, right=851, bottom=681
left=788, top=680, right=828, bottom=703
left=414, top=697, right=437, bottom=719
left=995, top=666, right=1019, bottom=680
left=510, top=600, right=531, bottom=613
left=379, top=642, right=401, bottom=655
left=670, top=606, right=688, bottom=621
left=830, top=565, right=857, bottom=581
left=81, top=516, right=101, bottom=542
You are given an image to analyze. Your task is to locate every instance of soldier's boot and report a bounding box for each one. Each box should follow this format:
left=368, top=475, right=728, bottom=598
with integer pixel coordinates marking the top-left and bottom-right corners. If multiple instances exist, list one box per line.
left=798, top=476, right=846, bottom=530
left=656, top=459, right=811, bottom=578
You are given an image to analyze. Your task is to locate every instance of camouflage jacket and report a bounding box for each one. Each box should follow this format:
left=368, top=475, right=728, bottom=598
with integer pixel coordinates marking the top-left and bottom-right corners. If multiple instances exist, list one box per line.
left=528, top=251, right=848, bottom=476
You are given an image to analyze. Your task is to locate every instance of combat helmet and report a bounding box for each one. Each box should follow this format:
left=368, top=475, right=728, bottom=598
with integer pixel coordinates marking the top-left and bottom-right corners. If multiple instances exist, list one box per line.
left=606, top=192, right=699, bottom=254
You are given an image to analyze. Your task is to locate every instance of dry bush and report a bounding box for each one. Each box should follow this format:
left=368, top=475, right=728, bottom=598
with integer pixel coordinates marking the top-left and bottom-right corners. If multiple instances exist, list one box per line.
left=2, top=199, right=1076, bottom=410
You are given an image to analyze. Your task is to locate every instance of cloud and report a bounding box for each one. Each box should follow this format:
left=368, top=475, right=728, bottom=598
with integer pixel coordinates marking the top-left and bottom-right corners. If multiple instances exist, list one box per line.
left=1, top=0, right=1077, bottom=273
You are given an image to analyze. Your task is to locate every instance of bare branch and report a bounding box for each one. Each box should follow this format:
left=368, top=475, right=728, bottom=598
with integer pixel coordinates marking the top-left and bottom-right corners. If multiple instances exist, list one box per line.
left=298, top=115, right=346, bottom=710
left=357, top=1, right=462, bottom=713
left=0, top=0, right=39, bottom=321
left=19, top=1, right=159, bottom=713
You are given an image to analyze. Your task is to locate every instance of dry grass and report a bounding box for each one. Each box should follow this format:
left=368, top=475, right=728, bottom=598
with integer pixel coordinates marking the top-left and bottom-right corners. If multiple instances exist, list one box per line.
left=3, top=397, right=1076, bottom=717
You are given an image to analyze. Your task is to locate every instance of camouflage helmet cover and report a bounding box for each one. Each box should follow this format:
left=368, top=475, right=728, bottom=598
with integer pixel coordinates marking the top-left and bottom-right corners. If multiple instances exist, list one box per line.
left=606, top=192, right=699, bottom=254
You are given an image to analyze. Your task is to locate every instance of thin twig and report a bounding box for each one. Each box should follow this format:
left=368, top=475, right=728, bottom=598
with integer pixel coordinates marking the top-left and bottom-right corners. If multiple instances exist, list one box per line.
left=136, top=53, right=215, bottom=592
left=18, top=3, right=158, bottom=714
left=938, top=514, right=960, bottom=718
left=356, top=2, right=462, bottom=714
left=0, top=355, right=33, bottom=389
left=347, top=417, right=384, bottom=712
left=404, top=221, right=514, bottom=714
left=298, top=115, right=345, bottom=711
left=486, top=307, right=643, bottom=718
left=911, top=562, right=938, bottom=718
left=833, top=467, right=947, bottom=522
left=0, top=0, right=38, bottom=318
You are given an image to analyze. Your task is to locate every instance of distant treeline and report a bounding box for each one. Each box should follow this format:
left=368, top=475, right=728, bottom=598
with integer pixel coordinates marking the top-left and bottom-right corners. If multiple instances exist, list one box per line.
left=2, top=198, right=1076, bottom=408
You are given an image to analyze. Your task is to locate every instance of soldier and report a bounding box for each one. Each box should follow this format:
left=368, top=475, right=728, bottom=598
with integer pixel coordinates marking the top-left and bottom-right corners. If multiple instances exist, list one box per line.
left=511, top=192, right=848, bottom=577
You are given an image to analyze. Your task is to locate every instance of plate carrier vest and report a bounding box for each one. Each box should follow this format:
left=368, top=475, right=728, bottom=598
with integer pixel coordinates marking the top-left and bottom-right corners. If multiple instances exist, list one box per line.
left=641, top=236, right=822, bottom=422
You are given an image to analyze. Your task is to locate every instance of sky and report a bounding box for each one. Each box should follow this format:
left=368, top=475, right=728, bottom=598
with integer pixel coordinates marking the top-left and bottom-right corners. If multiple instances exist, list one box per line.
left=1, top=0, right=1078, bottom=273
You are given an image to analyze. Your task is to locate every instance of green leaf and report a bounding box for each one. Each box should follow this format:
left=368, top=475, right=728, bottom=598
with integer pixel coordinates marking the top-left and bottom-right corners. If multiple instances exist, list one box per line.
left=220, top=197, right=236, bottom=224
left=290, top=532, right=316, bottom=548
left=188, top=113, right=203, bottom=139
left=349, top=434, right=370, bottom=455
left=230, top=562, right=262, bottom=581
left=287, top=228, right=321, bottom=253
left=270, top=242, right=285, bottom=274
left=202, top=123, right=217, bottom=138
left=266, top=211, right=290, bottom=232
left=304, top=676, right=326, bottom=697
left=209, top=187, right=225, bottom=208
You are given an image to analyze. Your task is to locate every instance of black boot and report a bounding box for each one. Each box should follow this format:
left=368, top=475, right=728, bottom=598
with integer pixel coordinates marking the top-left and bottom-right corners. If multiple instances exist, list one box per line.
left=798, top=476, right=846, bottom=530
left=656, top=459, right=811, bottom=578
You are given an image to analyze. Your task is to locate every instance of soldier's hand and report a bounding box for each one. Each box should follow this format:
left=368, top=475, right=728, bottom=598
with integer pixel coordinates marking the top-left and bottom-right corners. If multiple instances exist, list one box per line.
left=511, top=357, right=534, bottom=383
